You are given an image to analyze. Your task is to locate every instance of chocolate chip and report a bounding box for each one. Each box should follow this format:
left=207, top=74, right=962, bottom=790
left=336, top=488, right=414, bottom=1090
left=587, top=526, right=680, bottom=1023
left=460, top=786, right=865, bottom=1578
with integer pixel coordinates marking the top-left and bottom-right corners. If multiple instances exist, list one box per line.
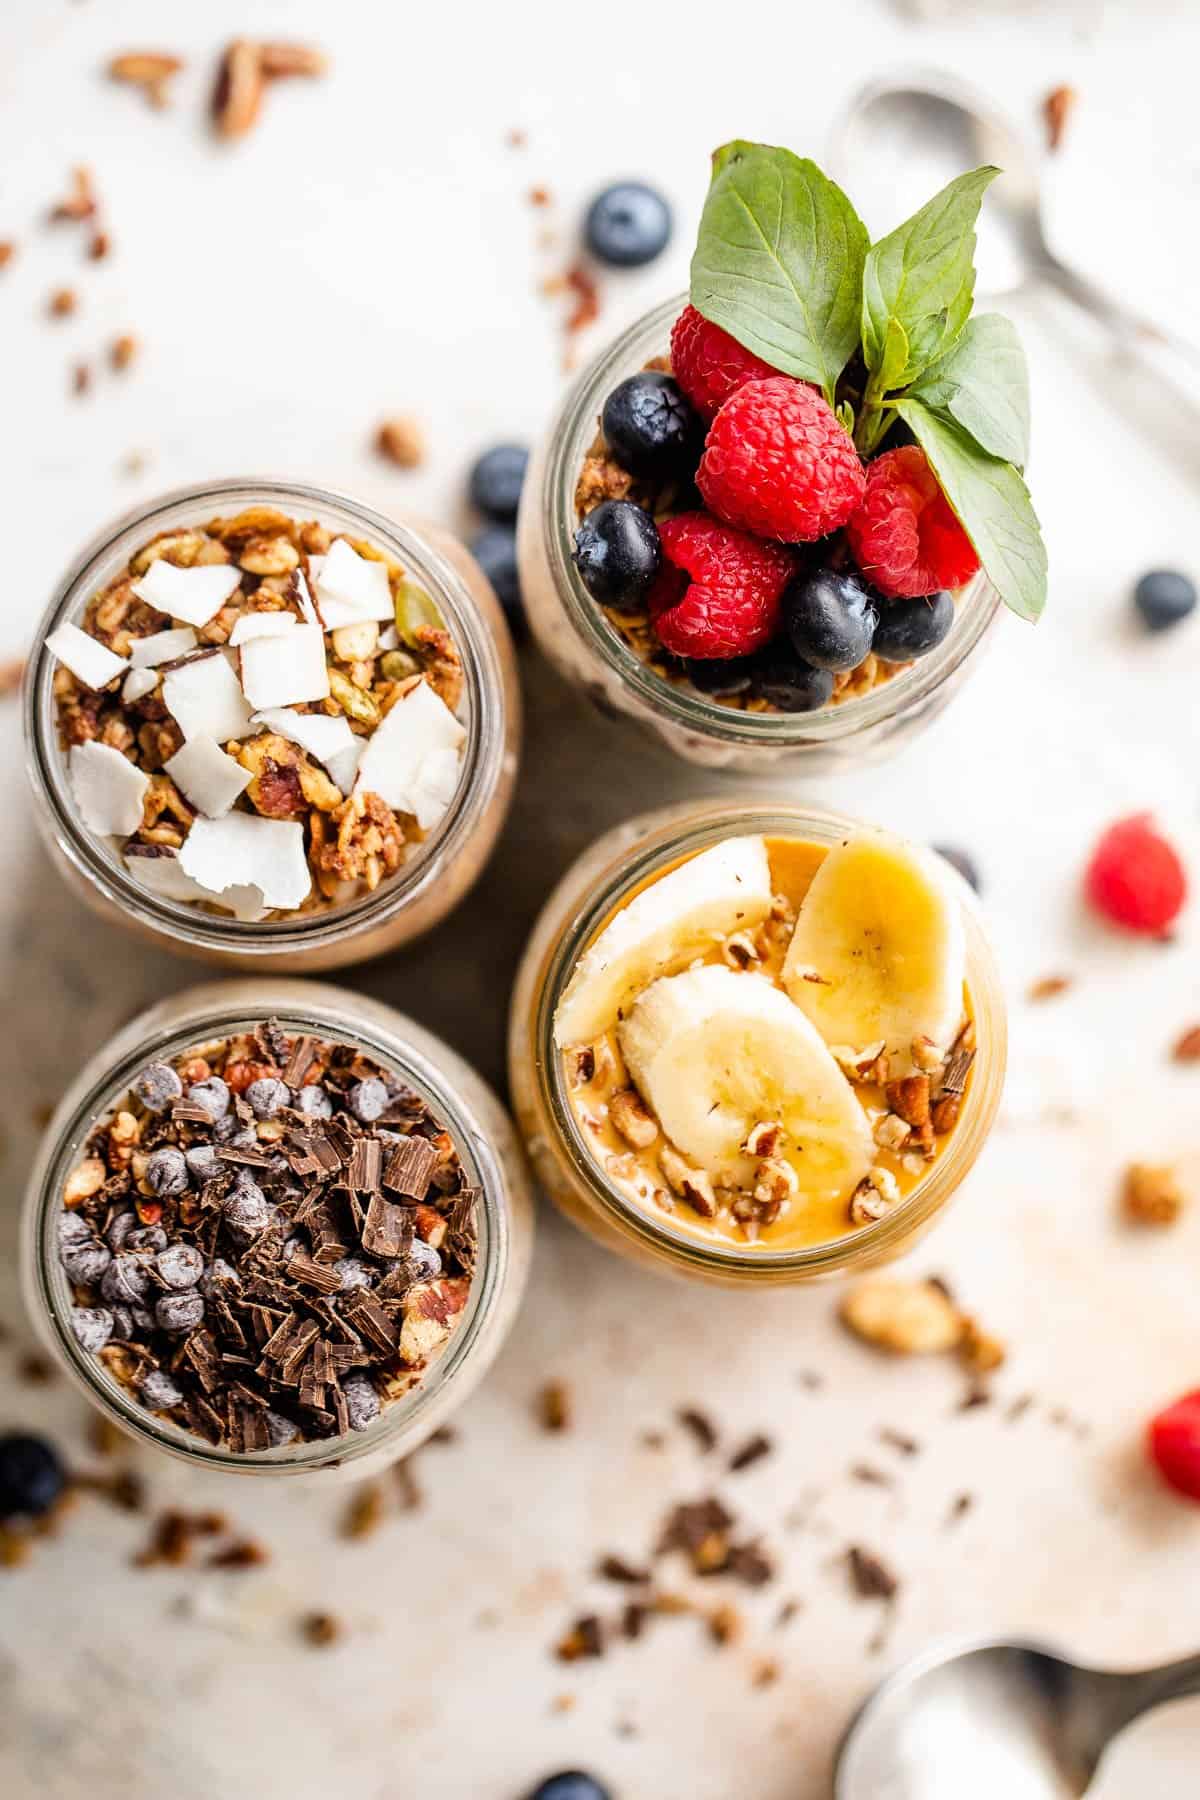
left=105, top=1209, right=138, bottom=1250
left=336, top=1258, right=373, bottom=1291
left=61, top=1238, right=112, bottom=1285
left=155, top=1243, right=204, bottom=1291
left=245, top=1077, right=290, bottom=1119
left=347, top=1077, right=388, bottom=1123
left=139, top=1369, right=183, bottom=1410
left=101, top=1255, right=151, bottom=1307
left=155, top=1291, right=205, bottom=1334
left=199, top=1258, right=240, bottom=1298
left=185, top=1077, right=230, bottom=1122
left=266, top=1410, right=300, bottom=1448
left=127, top=1226, right=167, bottom=1254
left=145, top=1147, right=189, bottom=1196
left=185, top=1144, right=219, bottom=1179
left=133, top=1062, right=183, bottom=1113
left=293, top=1085, right=333, bottom=1120
left=343, top=1374, right=381, bottom=1432
left=71, top=1307, right=114, bottom=1352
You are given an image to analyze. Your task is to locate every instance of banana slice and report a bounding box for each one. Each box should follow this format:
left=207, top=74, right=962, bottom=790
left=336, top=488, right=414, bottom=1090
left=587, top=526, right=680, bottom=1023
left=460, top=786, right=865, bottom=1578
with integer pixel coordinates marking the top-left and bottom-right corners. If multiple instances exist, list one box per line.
left=554, top=835, right=773, bottom=1047
left=619, top=964, right=873, bottom=1197
left=781, top=831, right=966, bottom=1068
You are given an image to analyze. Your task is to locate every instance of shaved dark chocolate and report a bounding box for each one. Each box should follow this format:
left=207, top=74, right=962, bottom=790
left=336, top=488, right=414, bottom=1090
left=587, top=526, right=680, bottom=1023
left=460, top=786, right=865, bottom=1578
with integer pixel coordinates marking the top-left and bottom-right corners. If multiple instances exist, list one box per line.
left=382, top=1136, right=439, bottom=1200
left=362, top=1194, right=412, bottom=1260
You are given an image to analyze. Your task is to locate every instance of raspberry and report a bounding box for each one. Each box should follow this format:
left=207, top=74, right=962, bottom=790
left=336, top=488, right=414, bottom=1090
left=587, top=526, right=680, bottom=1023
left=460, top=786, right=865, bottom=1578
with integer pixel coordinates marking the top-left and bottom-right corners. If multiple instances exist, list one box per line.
left=1084, top=814, right=1187, bottom=936
left=846, top=445, right=980, bottom=597
left=1148, top=1391, right=1200, bottom=1501
left=696, top=377, right=866, bottom=544
left=649, top=513, right=795, bottom=660
left=669, top=304, right=778, bottom=421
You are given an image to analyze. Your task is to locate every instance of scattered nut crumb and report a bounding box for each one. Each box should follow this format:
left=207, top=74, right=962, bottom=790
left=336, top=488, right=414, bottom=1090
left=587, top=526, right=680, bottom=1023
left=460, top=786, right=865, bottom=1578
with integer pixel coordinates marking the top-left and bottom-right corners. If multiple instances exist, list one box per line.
left=110, top=333, right=138, bottom=372
left=539, top=1380, right=571, bottom=1432
left=0, top=659, right=25, bottom=697
left=708, top=1601, right=743, bottom=1646
left=840, top=1275, right=964, bottom=1356
left=529, top=186, right=552, bottom=207
left=0, top=242, right=15, bottom=271
left=108, top=51, right=183, bottom=108
left=1121, top=1161, right=1184, bottom=1227
left=88, top=230, right=110, bottom=262
left=677, top=1407, right=717, bottom=1454
left=212, top=39, right=265, bottom=139
left=49, top=167, right=95, bottom=224
left=87, top=1413, right=124, bottom=1457
left=375, top=416, right=426, bottom=469
left=16, top=1353, right=56, bottom=1385
left=208, top=1539, right=269, bottom=1570
left=1028, top=973, right=1073, bottom=1001
left=555, top=1614, right=604, bottom=1661
left=1043, top=84, right=1077, bottom=151
left=48, top=287, right=78, bottom=319
left=258, top=43, right=329, bottom=80
left=751, top=1656, right=780, bottom=1688
left=1171, top=1026, right=1200, bottom=1062
left=958, top=1317, right=1006, bottom=1375
left=505, top=128, right=527, bottom=149
left=72, top=361, right=92, bottom=397
left=341, top=1481, right=386, bottom=1540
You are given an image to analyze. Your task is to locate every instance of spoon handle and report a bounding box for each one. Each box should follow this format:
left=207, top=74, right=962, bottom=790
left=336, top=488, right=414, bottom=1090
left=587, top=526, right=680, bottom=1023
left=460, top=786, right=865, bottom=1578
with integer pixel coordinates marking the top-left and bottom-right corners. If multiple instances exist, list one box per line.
left=1043, top=254, right=1200, bottom=371
left=1102, top=1651, right=1200, bottom=1736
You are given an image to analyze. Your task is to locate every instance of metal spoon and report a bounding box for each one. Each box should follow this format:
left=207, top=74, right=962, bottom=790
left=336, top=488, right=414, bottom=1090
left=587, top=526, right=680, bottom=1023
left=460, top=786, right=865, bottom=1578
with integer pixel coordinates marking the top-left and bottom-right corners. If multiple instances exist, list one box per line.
left=834, top=1634, right=1200, bottom=1798
left=830, top=71, right=1200, bottom=367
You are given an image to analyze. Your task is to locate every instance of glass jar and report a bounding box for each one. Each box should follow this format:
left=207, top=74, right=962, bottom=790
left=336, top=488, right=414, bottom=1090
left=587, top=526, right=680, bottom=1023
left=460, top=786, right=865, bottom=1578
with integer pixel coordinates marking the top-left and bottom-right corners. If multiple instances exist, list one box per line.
left=24, top=479, right=521, bottom=971
left=22, top=979, right=535, bottom=1479
left=508, top=801, right=1006, bottom=1287
left=516, top=294, right=1001, bottom=774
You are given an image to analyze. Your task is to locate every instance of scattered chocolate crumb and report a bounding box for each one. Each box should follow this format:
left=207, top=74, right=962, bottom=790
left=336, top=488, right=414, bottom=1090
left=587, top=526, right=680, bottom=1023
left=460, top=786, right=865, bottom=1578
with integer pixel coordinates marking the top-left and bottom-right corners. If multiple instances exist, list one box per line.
left=134, top=1509, right=192, bottom=1567
left=946, top=1492, right=974, bottom=1528
left=849, top=1463, right=893, bottom=1488
left=428, top=1425, right=458, bottom=1447
left=622, top=1600, right=649, bottom=1640
left=728, top=1432, right=772, bottom=1474
left=1171, top=1026, right=1200, bottom=1062
left=394, top=1459, right=422, bottom=1512
left=596, top=1553, right=651, bottom=1585
left=614, top=1718, right=638, bottom=1739
left=1007, top=1392, right=1035, bottom=1423
left=555, top=1614, right=604, bottom=1662
left=110, top=333, right=138, bottom=372
left=300, top=1609, right=341, bottom=1647
left=88, top=230, right=110, bottom=262
left=877, top=1427, right=920, bottom=1458
left=0, top=1526, right=33, bottom=1568
left=639, top=1429, right=666, bottom=1451
left=775, top=1598, right=803, bottom=1628
left=958, top=1381, right=992, bottom=1412
left=209, top=1539, right=269, bottom=1570
left=677, top=1407, right=717, bottom=1453
left=17, top=1353, right=57, bottom=1385
left=1028, top=973, right=1073, bottom=1001
left=72, top=361, right=92, bottom=397
left=0, top=241, right=15, bottom=270
left=550, top=1693, right=576, bottom=1714
left=48, top=287, right=78, bottom=319
left=341, top=1481, right=386, bottom=1540
left=109, top=1469, right=147, bottom=1513
left=707, top=1601, right=743, bottom=1646
left=1043, top=84, right=1077, bottom=151
left=846, top=1545, right=899, bottom=1602
left=751, top=1657, right=780, bottom=1689
left=375, top=416, right=425, bottom=469
left=540, top=1380, right=571, bottom=1432
left=87, top=1414, right=122, bottom=1457
left=798, top=1369, right=825, bottom=1391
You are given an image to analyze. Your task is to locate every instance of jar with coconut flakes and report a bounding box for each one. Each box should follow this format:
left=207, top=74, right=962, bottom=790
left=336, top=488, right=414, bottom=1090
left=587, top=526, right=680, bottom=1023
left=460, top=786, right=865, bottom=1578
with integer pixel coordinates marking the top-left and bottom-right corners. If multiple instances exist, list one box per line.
left=24, top=480, right=520, bottom=971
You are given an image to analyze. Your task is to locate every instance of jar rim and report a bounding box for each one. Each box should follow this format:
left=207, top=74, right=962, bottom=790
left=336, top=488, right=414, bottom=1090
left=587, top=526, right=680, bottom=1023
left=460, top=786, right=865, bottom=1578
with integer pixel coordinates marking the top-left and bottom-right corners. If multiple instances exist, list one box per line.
left=529, top=800, right=1007, bottom=1275
left=540, top=294, right=1002, bottom=746
left=24, top=477, right=510, bottom=956
left=23, top=980, right=511, bottom=1472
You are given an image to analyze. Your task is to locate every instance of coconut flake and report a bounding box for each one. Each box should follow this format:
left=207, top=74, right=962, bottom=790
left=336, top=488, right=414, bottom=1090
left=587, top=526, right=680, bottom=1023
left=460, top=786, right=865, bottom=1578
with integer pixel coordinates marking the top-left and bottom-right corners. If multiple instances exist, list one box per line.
left=46, top=623, right=128, bottom=691
left=165, top=736, right=252, bottom=818
left=163, top=651, right=255, bottom=742
left=131, top=561, right=241, bottom=627
left=238, top=623, right=329, bottom=710
left=378, top=624, right=400, bottom=652
left=408, top=743, right=462, bottom=830
left=229, top=611, right=296, bottom=647
left=325, top=737, right=365, bottom=797
left=313, top=538, right=394, bottom=626
left=179, top=814, right=311, bottom=912
left=294, top=570, right=321, bottom=628
left=250, top=707, right=357, bottom=784
left=353, top=678, right=465, bottom=826
left=122, top=668, right=159, bottom=704
left=124, top=846, right=266, bottom=920
left=128, top=626, right=198, bottom=668
left=69, top=741, right=150, bottom=836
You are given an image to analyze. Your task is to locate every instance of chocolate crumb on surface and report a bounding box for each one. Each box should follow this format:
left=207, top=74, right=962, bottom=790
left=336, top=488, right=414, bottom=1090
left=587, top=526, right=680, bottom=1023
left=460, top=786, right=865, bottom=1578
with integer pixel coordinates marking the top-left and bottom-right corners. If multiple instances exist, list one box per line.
left=596, top=1553, right=651, bottom=1585
left=728, top=1432, right=772, bottom=1474
left=846, top=1545, right=899, bottom=1602
left=539, top=1379, right=571, bottom=1432
left=677, top=1406, right=718, bottom=1454
left=555, top=1614, right=604, bottom=1661
left=301, top=1609, right=342, bottom=1647
left=946, top=1492, right=974, bottom=1527
left=878, top=1427, right=920, bottom=1457
left=1028, top=973, right=1074, bottom=1001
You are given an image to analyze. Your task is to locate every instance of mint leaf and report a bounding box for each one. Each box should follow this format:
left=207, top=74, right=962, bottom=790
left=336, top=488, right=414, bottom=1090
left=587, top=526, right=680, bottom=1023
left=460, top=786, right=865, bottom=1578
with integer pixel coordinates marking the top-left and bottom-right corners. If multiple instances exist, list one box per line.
left=906, top=313, right=1030, bottom=467
left=862, top=168, right=998, bottom=385
left=691, top=141, right=869, bottom=404
left=878, top=317, right=909, bottom=391
left=894, top=398, right=1047, bottom=622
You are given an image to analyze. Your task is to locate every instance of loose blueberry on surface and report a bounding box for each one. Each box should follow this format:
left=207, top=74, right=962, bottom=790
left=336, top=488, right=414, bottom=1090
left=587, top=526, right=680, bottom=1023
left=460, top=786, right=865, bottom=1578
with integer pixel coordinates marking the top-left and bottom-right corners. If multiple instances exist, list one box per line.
left=526, top=1774, right=612, bottom=1800
left=584, top=181, right=671, bottom=268
left=573, top=500, right=661, bottom=606
left=468, top=444, right=529, bottom=523
left=685, top=654, right=756, bottom=697
left=933, top=844, right=981, bottom=893
left=1134, top=568, right=1196, bottom=633
left=0, top=1433, right=66, bottom=1519
left=784, top=567, right=878, bottom=672
left=871, top=589, right=954, bottom=663
left=601, top=373, right=701, bottom=480
left=750, top=655, right=835, bottom=713
left=471, top=525, right=525, bottom=638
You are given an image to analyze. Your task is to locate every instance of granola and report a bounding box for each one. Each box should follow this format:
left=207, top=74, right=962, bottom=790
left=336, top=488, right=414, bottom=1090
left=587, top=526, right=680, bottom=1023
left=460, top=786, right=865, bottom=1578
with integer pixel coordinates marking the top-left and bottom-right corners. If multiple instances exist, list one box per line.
left=47, top=507, right=467, bottom=922
left=53, top=1021, right=478, bottom=1454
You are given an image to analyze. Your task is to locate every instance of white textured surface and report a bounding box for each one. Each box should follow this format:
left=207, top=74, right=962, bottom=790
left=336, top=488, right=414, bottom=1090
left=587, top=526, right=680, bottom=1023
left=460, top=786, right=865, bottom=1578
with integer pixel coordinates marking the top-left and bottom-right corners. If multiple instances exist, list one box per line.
left=2, top=4, right=1199, bottom=1798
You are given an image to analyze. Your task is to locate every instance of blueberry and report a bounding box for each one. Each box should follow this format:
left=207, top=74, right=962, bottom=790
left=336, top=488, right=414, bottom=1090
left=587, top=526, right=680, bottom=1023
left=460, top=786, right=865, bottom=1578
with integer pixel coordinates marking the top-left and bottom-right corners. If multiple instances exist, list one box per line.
left=933, top=844, right=981, bottom=893
left=872, top=590, right=954, bottom=663
left=1134, top=568, right=1196, bottom=632
left=132, top=1061, right=182, bottom=1113
left=336, top=1257, right=374, bottom=1291
left=468, top=444, right=529, bottom=523
left=145, top=1146, right=189, bottom=1196
left=105, top=1209, right=138, bottom=1250
left=573, top=501, right=661, bottom=606
left=59, top=1210, right=94, bottom=1247
left=750, top=656, right=834, bottom=713
left=601, top=373, right=701, bottom=480
left=784, top=567, right=878, bottom=672
left=526, top=1774, right=611, bottom=1800
left=101, top=1254, right=151, bottom=1308
left=685, top=655, right=756, bottom=697
left=471, top=525, right=525, bottom=638
left=0, top=1433, right=66, bottom=1519
left=584, top=181, right=671, bottom=268
left=222, top=1175, right=269, bottom=1240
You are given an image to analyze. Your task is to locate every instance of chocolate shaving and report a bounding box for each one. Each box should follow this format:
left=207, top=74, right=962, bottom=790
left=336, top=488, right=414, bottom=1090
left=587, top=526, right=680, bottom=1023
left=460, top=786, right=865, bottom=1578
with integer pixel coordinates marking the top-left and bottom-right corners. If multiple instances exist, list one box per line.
left=361, top=1193, right=412, bottom=1260
left=341, top=1292, right=399, bottom=1355
left=940, top=1048, right=975, bottom=1096
left=846, top=1546, right=899, bottom=1602
left=283, top=1034, right=318, bottom=1087
left=347, top=1138, right=382, bottom=1193
left=728, top=1433, right=772, bottom=1474
left=288, top=1254, right=343, bottom=1295
left=382, top=1136, right=438, bottom=1200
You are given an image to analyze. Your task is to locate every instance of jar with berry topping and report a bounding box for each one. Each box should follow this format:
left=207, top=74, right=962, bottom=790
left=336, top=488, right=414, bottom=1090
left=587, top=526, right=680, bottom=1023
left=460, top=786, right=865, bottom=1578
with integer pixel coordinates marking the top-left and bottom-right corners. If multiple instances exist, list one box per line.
left=24, top=479, right=520, bottom=971
left=517, top=295, right=1002, bottom=773
left=508, top=799, right=1006, bottom=1287
left=22, top=979, right=534, bottom=1479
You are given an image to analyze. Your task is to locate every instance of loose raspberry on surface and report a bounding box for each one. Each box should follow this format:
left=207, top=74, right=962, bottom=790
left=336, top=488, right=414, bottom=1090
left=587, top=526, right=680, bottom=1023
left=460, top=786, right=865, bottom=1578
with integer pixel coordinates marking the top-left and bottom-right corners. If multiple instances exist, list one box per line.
left=669, top=304, right=779, bottom=421
left=649, top=513, right=795, bottom=660
left=696, top=377, right=866, bottom=544
left=1084, top=814, right=1187, bottom=937
left=847, top=445, right=980, bottom=598
left=1148, top=1390, right=1200, bottom=1501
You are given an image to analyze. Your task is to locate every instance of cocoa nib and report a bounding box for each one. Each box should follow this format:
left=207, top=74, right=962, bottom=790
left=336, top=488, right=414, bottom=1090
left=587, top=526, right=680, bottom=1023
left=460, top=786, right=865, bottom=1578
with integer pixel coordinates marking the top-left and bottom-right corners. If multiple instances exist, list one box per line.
left=846, top=1546, right=899, bottom=1602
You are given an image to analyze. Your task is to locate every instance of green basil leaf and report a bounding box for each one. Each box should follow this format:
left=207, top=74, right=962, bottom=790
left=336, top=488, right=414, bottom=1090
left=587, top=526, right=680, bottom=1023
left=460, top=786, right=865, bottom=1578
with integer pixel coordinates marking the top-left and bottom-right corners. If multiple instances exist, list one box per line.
left=690, top=140, right=869, bottom=404
left=906, top=312, right=1030, bottom=467
left=862, top=167, right=999, bottom=384
left=878, top=316, right=910, bottom=392
left=893, top=398, right=1047, bottom=622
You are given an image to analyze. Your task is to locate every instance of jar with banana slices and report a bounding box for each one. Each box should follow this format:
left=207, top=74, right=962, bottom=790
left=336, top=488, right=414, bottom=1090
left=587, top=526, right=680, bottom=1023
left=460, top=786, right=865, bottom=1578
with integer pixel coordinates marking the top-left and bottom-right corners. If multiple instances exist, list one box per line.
left=509, top=803, right=1006, bottom=1286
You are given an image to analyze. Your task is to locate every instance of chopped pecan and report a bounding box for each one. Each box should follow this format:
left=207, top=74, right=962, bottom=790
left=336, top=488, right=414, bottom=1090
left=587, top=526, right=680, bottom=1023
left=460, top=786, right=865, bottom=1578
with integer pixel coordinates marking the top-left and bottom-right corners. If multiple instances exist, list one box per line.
left=375, top=416, right=426, bottom=469
left=212, top=39, right=264, bottom=139
left=413, top=625, right=463, bottom=713
left=398, top=1277, right=469, bottom=1366
left=1043, top=84, right=1076, bottom=152
left=238, top=733, right=340, bottom=817
left=1122, top=1162, right=1184, bottom=1227
left=108, top=52, right=182, bottom=107
left=659, top=1146, right=716, bottom=1217
left=840, top=1276, right=964, bottom=1356
left=609, top=1088, right=658, bottom=1149
left=309, top=790, right=406, bottom=894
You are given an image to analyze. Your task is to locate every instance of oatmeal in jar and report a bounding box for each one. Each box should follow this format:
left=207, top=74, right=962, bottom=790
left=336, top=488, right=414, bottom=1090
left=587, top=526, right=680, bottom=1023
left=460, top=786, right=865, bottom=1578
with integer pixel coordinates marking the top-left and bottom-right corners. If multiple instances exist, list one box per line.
left=554, top=831, right=976, bottom=1251
left=46, top=506, right=469, bottom=921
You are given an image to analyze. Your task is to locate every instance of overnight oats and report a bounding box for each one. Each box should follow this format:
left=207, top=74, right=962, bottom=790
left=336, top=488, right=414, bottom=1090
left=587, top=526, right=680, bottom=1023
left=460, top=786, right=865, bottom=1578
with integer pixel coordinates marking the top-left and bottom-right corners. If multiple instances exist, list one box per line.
left=518, top=140, right=1046, bottom=771
left=509, top=804, right=1005, bottom=1285
left=23, top=981, right=534, bottom=1475
left=25, top=481, right=519, bottom=969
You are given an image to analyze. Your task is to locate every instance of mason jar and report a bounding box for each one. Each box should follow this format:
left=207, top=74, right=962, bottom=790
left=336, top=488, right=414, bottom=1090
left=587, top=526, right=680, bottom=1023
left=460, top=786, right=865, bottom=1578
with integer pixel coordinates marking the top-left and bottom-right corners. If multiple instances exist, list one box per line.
left=508, top=801, right=1005, bottom=1287
left=24, top=479, right=520, bottom=971
left=22, top=979, right=535, bottom=1479
left=517, top=294, right=1001, bottom=773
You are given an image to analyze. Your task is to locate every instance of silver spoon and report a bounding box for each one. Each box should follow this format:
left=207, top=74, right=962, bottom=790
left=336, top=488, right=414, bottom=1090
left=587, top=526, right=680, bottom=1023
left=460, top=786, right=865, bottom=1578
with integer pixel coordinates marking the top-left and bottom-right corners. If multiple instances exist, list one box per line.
left=834, top=1633, right=1200, bottom=1798
left=830, top=71, right=1200, bottom=368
